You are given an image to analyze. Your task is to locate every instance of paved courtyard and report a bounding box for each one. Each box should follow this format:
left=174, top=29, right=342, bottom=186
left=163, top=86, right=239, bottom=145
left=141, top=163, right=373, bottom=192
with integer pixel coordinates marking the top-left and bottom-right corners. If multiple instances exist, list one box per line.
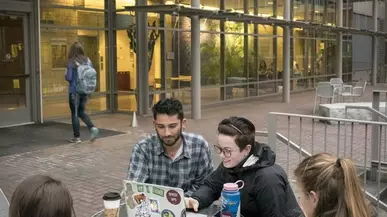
left=0, top=88, right=377, bottom=217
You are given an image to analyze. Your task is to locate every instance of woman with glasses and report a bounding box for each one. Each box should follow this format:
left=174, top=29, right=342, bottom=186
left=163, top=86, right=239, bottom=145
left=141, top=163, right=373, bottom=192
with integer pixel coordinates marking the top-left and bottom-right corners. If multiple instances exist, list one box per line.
left=185, top=116, right=302, bottom=217
left=294, top=153, right=373, bottom=217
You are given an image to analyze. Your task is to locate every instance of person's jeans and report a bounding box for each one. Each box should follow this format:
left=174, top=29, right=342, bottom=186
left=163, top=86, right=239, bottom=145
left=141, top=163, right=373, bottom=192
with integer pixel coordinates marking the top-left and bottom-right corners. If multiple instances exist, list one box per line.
left=69, top=93, right=95, bottom=138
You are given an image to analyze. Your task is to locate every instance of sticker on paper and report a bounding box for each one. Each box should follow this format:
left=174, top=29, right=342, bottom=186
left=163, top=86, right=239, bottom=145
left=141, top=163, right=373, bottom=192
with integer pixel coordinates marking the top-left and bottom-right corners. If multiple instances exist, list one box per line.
left=161, top=209, right=175, bottom=217
left=166, top=190, right=181, bottom=205
left=149, top=198, right=160, bottom=213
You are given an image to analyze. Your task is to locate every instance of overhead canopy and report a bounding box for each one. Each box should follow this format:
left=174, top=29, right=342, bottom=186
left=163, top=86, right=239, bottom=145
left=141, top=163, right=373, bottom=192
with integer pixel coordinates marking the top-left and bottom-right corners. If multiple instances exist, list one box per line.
left=124, top=4, right=387, bottom=37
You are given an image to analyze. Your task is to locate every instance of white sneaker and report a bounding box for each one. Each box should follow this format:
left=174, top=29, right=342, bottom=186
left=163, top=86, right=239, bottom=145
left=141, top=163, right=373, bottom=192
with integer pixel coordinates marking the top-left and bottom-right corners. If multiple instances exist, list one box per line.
left=68, top=137, right=81, bottom=143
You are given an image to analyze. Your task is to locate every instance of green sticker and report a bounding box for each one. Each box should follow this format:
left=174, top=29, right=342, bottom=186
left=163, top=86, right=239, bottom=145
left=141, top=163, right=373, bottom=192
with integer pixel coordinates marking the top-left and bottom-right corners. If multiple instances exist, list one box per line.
left=137, top=185, right=144, bottom=192
left=152, top=187, right=165, bottom=197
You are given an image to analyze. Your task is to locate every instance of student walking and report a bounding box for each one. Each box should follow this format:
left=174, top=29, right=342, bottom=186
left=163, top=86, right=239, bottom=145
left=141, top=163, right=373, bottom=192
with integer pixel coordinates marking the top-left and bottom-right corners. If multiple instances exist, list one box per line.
left=65, top=41, right=99, bottom=143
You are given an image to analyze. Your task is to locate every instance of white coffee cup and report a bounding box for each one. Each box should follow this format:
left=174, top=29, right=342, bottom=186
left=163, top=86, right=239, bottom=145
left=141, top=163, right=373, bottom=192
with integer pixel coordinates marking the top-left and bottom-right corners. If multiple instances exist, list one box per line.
left=102, top=192, right=121, bottom=217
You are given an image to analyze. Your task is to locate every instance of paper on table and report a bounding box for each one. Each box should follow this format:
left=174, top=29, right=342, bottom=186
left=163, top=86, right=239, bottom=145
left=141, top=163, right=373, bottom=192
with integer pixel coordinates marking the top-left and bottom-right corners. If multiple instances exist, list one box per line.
left=186, top=212, right=207, bottom=217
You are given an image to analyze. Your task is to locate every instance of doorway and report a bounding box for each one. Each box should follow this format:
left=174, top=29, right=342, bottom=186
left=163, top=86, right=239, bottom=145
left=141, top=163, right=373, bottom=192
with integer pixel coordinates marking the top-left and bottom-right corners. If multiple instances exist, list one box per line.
left=0, top=13, right=32, bottom=127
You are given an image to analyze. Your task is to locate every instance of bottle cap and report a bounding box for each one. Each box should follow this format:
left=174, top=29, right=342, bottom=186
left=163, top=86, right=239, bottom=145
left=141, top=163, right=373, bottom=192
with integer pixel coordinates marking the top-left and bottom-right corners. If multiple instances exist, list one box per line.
left=223, top=180, right=244, bottom=191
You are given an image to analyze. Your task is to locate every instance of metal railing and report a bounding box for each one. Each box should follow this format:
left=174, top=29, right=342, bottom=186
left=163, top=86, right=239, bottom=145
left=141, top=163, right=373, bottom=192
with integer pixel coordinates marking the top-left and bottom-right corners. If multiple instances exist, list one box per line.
left=264, top=112, right=387, bottom=214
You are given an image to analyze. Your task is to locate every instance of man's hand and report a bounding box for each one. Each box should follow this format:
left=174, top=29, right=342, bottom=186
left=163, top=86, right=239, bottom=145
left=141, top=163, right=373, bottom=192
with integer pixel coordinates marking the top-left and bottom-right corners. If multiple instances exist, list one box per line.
left=184, top=197, right=199, bottom=212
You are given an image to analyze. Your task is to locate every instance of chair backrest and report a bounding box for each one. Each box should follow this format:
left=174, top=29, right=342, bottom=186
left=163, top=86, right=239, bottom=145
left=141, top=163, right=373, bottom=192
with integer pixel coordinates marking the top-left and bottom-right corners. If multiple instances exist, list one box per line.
left=329, top=78, right=343, bottom=85
left=353, top=81, right=367, bottom=96
left=0, top=188, right=9, bottom=217
left=316, top=82, right=334, bottom=98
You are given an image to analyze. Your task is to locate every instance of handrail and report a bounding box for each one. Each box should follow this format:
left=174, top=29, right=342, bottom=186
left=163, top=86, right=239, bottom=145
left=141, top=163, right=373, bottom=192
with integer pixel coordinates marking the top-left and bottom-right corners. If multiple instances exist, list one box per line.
left=345, top=105, right=387, bottom=121
left=365, top=191, right=387, bottom=214
left=256, top=130, right=312, bottom=158
left=268, top=112, right=387, bottom=126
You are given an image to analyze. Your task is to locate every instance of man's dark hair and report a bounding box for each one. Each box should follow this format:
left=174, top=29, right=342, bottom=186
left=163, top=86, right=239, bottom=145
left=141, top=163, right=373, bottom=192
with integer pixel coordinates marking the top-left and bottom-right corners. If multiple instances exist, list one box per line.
left=152, top=98, right=184, bottom=120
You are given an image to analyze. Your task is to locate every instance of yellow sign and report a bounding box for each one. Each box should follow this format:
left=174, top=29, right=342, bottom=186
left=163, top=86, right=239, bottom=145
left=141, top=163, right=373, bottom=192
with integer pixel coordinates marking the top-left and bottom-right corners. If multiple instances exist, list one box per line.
left=13, top=79, right=20, bottom=89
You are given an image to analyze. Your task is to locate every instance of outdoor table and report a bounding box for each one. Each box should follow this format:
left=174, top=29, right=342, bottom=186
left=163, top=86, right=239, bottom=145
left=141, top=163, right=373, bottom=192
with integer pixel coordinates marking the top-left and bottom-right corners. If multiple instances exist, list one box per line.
left=91, top=203, right=223, bottom=217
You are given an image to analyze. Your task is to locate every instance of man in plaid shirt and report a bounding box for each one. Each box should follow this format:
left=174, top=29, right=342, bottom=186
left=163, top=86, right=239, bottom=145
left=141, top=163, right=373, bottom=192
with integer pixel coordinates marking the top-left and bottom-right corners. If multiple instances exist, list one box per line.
left=127, top=98, right=214, bottom=197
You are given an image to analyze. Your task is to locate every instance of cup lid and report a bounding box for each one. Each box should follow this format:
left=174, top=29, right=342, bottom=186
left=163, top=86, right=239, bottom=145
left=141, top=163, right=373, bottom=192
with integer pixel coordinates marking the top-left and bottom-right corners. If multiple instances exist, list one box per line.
left=102, top=192, right=121, bottom=201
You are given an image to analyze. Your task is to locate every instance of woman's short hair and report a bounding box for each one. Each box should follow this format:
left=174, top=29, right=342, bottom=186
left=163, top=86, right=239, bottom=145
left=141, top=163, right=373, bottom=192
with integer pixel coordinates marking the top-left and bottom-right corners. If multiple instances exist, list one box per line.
left=217, top=116, right=256, bottom=152
left=9, top=175, right=74, bottom=217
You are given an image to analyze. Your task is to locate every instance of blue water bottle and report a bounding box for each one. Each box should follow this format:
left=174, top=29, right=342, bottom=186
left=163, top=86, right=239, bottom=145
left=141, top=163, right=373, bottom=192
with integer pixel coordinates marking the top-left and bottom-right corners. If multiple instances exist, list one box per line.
left=221, top=180, right=244, bottom=217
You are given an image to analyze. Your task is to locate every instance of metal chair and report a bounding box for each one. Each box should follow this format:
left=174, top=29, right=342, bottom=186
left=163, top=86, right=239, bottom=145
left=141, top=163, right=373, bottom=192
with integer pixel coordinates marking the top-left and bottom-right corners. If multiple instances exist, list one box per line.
left=0, top=188, right=9, bottom=217
left=330, top=78, right=344, bottom=102
left=340, top=81, right=367, bottom=102
left=313, top=82, right=335, bottom=115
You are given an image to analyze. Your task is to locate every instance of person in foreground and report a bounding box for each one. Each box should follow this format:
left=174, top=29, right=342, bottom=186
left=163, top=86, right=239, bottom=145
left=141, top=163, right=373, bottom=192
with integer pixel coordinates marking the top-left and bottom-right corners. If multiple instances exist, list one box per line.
left=9, top=174, right=74, bottom=217
left=185, top=116, right=302, bottom=216
left=127, top=98, right=214, bottom=196
left=294, top=153, right=373, bottom=217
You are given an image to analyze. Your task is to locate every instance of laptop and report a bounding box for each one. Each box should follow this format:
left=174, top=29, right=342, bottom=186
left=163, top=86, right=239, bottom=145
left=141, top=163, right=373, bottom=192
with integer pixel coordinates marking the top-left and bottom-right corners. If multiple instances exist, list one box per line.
left=122, top=180, right=220, bottom=217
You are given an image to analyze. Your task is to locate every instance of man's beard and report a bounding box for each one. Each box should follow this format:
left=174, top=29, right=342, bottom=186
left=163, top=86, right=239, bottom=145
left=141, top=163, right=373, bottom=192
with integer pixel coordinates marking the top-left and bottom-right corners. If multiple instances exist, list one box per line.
left=157, top=127, right=183, bottom=147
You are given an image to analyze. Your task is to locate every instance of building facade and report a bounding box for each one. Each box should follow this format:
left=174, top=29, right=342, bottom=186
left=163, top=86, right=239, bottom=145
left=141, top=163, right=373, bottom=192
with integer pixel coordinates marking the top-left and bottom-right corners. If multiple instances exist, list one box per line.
left=0, top=0, right=385, bottom=127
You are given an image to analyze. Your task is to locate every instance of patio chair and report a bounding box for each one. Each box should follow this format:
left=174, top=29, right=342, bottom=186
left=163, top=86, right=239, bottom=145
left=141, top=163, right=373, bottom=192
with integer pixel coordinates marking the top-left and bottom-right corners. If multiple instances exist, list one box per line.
left=330, top=78, right=344, bottom=102
left=313, top=82, right=335, bottom=115
left=329, top=78, right=343, bottom=91
left=0, top=188, right=9, bottom=217
left=340, top=81, right=367, bottom=102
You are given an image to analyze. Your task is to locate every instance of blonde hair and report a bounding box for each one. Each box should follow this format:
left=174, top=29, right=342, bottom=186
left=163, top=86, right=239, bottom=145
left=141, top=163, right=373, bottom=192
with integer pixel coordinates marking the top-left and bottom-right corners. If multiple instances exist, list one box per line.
left=294, top=153, right=371, bottom=217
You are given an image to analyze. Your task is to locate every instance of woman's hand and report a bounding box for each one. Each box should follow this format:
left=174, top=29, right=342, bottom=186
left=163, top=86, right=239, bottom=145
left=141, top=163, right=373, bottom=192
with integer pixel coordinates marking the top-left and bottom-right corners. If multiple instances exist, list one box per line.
left=184, top=197, right=199, bottom=212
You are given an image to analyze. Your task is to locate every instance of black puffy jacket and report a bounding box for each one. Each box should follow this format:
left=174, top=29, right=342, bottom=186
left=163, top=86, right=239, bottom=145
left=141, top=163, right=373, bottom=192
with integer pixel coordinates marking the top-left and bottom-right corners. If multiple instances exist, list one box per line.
left=192, top=142, right=303, bottom=217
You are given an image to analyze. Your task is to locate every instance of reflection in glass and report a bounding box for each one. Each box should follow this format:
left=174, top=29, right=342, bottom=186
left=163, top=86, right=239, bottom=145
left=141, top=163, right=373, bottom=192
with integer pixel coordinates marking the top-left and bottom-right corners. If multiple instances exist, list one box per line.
left=201, top=32, right=220, bottom=86
left=43, top=95, right=107, bottom=119
left=118, top=94, right=137, bottom=111
left=164, top=28, right=192, bottom=90
left=0, top=15, right=26, bottom=111
left=224, top=22, right=246, bottom=100
left=259, top=0, right=274, bottom=17
left=276, top=0, right=284, bottom=18
left=225, top=0, right=244, bottom=12
left=41, top=29, right=106, bottom=96
left=293, top=0, right=305, bottom=21
left=40, top=0, right=105, bottom=9
left=40, top=8, right=104, bottom=28
left=117, top=30, right=136, bottom=92
left=51, top=44, right=67, bottom=69
left=314, top=0, right=324, bottom=24
left=326, top=1, right=336, bottom=26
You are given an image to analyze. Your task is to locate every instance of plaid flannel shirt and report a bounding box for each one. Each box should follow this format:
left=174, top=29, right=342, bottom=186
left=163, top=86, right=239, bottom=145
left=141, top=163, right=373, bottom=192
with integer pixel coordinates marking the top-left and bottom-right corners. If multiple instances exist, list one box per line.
left=127, top=132, right=214, bottom=197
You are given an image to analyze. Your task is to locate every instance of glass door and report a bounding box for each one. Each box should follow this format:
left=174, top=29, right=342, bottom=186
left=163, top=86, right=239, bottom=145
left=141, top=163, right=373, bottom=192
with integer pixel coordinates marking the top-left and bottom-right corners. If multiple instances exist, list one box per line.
left=0, top=13, right=31, bottom=127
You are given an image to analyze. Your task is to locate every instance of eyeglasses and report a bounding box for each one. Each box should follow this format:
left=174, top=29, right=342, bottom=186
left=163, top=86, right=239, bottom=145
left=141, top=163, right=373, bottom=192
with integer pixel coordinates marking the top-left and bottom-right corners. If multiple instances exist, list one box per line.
left=213, top=145, right=238, bottom=158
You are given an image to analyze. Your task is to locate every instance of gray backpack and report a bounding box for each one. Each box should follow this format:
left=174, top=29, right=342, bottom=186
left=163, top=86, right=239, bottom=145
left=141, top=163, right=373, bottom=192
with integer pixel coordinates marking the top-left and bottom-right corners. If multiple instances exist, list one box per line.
left=75, top=59, right=97, bottom=94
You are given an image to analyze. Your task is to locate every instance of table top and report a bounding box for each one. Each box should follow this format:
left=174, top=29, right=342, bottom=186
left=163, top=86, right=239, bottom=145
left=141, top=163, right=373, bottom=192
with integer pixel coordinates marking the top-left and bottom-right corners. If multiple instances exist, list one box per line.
left=92, top=203, right=222, bottom=217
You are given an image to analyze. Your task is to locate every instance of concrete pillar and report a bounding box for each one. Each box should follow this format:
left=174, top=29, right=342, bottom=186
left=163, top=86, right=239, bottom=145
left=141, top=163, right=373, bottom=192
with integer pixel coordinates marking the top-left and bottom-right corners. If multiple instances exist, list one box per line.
left=191, top=0, right=201, bottom=119
left=136, top=0, right=149, bottom=115
left=282, top=0, right=290, bottom=103
left=336, top=0, right=343, bottom=79
left=372, top=0, right=378, bottom=86
left=107, top=0, right=117, bottom=112
left=385, top=0, right=387, bottom=83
